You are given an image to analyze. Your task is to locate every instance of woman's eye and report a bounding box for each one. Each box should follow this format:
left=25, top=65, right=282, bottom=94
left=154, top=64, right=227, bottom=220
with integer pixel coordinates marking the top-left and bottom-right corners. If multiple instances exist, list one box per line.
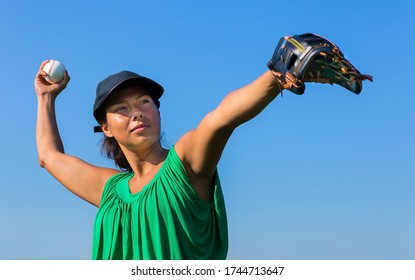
left=139, top=99, right=152, bottom=107
left=115, top=106, right=127, bottom=112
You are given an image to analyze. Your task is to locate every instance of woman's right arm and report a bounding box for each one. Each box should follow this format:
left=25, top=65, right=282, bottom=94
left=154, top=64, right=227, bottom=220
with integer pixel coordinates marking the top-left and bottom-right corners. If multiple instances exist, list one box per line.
left=35, top=61, right=119, bottom=207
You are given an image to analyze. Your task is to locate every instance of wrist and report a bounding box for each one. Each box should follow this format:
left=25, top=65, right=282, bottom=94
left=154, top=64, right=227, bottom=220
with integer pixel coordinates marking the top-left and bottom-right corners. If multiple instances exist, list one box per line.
left=268, top=70, right=284, bottom=92
left=37, top=92, right=58, bottom=107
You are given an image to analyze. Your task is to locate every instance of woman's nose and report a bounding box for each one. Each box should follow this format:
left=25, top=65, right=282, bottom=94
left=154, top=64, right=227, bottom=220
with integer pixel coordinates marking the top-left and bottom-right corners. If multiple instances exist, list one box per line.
left=131, top=110, right=143, bottom=120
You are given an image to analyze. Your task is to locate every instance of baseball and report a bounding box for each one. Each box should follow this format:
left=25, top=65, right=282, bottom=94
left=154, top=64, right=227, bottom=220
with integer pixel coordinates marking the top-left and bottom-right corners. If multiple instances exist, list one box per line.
left=43, top=60, right=66, bottom=83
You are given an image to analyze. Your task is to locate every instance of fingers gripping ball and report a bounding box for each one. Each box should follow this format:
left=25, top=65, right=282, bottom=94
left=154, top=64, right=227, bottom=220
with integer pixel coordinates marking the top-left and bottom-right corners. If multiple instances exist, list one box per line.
left=43, top=60, right=66, bottom=83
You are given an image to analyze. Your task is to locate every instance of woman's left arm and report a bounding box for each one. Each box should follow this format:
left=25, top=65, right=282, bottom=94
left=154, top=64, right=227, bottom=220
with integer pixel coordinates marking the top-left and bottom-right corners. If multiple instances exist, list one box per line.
left=175, top=70, right=282, bottom=201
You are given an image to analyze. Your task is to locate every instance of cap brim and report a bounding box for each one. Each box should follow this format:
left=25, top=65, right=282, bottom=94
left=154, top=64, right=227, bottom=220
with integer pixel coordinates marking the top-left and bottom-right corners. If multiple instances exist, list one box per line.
left=94, top=126, right=103, bottom=133
left=115, top=76, right=163, bottom=100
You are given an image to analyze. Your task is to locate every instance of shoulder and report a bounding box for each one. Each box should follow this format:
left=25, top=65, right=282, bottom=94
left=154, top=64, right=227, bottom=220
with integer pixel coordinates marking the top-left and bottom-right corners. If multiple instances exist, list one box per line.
left=98, top=171, right=133, bottom=205
left=106, top=171, right=131, bottom=184
left=174, top=130, right=194, bottom=161
left=102, top=172, right=132, bottom=192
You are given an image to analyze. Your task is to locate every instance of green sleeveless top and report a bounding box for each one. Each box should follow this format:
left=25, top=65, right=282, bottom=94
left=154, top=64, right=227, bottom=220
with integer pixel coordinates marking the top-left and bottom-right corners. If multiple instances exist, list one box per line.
left=92, top=147, right=228, bottom=260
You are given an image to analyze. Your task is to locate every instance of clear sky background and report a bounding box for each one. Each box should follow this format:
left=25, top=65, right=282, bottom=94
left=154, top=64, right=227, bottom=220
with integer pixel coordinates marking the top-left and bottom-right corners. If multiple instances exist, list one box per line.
left=0, top=0, right=414, bottom=260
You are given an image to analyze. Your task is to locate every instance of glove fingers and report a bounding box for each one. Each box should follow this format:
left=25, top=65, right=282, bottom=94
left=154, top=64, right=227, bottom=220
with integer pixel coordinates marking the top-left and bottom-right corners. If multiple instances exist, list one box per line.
left=304, top=52, right=372, bottom=94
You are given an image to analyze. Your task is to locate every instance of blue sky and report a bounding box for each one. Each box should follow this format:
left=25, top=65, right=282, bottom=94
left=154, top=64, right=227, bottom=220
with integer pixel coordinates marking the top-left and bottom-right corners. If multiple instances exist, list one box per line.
left=0, top=0, right=414, bottom=259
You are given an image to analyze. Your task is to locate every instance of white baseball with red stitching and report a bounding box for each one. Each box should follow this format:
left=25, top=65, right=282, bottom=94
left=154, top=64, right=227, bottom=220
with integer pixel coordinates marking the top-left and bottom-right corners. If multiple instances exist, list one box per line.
left=43, top=60, right=65, bottom=83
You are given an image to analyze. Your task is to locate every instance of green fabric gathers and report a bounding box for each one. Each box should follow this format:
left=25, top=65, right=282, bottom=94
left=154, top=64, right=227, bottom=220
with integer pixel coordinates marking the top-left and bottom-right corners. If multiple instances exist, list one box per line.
left=92, top=146, right=228, bottom=260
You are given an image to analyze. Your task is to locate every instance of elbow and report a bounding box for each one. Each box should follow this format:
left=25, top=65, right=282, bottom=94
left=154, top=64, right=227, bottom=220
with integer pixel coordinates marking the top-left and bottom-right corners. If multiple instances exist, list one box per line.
left=38, top=156, right=47, bottom=168
left=36, top=144, right=65, bottom=169
left=37, top=148, right=49, bottom=168
left=37, top=151, right=56, bottom=169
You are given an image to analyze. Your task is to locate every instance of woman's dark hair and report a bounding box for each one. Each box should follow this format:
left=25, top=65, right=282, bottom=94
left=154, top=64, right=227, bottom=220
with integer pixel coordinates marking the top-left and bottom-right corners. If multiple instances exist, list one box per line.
left=97, top=95, right=161, bottom=172
left=100, top=136, right=132, bottom=171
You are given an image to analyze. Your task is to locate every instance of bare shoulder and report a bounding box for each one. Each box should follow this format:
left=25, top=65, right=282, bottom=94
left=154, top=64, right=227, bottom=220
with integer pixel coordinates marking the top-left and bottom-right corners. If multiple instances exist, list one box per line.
left=174, top=130, right=195, bottom=161
left=96, top=166, right=121, bottom=185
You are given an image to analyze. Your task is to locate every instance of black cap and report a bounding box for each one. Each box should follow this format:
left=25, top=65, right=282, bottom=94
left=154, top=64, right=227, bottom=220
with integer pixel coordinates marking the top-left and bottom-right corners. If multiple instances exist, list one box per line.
left=93, top=70, right=164, bottom=132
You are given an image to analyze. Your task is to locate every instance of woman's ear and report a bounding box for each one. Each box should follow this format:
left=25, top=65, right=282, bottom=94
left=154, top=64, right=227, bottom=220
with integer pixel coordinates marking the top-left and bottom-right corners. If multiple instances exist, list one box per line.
left=101, top=122, right=113, bottom=138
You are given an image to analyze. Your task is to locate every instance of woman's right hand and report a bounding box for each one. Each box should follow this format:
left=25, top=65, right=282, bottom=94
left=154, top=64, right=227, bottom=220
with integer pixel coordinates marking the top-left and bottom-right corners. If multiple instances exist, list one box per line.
left=34, top=60, right=70, bottom=98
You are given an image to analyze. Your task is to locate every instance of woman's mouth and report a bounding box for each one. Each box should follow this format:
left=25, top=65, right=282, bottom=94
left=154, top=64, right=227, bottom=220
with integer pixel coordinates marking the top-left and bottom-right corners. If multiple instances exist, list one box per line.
left=130, top=124, right=149, bottom=133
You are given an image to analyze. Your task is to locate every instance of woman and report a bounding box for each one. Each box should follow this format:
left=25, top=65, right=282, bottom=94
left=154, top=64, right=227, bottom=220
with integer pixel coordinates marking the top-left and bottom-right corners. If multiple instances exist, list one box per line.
left=35, top=60, right=284, bottom=260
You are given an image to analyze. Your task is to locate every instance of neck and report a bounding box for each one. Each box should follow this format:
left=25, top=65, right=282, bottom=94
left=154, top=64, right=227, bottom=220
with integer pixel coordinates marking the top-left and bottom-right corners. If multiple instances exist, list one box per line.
left=122, top=141, right=168, bottom=177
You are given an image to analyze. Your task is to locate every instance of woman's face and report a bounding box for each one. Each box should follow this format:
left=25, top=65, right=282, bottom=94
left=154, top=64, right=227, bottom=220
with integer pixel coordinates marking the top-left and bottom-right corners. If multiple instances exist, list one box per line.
left=101, top=85, right=161, bottom=151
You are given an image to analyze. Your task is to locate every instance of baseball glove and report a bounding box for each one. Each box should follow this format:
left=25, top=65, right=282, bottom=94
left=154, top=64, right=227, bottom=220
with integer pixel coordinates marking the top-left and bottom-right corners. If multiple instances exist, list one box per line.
left=267, top=33, right=373, bottom=94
